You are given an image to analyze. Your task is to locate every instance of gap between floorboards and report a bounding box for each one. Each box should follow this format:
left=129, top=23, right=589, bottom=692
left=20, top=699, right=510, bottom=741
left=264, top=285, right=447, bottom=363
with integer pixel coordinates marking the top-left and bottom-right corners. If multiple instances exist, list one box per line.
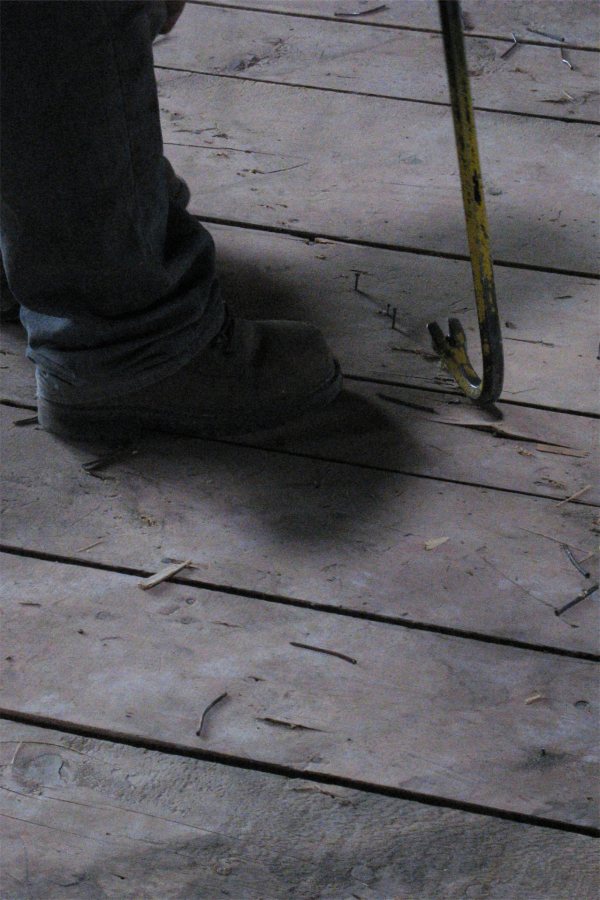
left=0, top=708, right=597, bottom=838
left=154, top=63, right=600, bottom=127
left=186, top=0, right=600, bottom=52
left=1, top=397, right=597, bottom=508
left=187, top=213, right=600, bottom=282
left=1, top=544, right=598, bottom=662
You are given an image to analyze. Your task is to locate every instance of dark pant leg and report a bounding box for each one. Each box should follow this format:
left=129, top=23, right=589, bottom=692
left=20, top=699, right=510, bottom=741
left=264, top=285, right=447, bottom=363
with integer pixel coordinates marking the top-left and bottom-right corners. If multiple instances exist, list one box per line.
left=0, top=0, right=223, bottom=391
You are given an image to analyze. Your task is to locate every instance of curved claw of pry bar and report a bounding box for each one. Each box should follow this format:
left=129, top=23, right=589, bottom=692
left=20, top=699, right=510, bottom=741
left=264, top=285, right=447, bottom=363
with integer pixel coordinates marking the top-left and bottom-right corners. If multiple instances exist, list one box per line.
left=427, top=317, right=482, bottom=396
left=428, top=0, right=504, bottom=406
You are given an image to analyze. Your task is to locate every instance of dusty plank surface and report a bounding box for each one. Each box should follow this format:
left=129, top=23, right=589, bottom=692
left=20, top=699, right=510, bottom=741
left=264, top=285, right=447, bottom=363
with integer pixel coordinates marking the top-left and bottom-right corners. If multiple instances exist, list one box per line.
left=1, top=404, right=598, bottom=652
left=209, top=0, right=600, bottom=47
left=4, top=225, right=597, bottom=413
left=1, top=721, right=598, bottom=900
left=1, top=554, right=598, bottom=826
left=157, top=71, right=598, bottom=273
left=2, top=328, right=598, bottom=505
left=156, top=4, right=600, bottom=121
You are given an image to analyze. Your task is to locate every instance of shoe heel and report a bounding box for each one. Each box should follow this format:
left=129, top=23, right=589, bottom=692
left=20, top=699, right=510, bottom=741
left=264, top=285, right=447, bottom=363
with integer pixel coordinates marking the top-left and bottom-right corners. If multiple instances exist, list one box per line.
left=37, top=397, right=141, bottom=443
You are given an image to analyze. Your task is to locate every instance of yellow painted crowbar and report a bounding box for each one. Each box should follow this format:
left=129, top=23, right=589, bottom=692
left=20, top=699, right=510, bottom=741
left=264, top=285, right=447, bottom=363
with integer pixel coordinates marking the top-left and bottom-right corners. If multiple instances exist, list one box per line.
left=428, top=0, right=504, bottom=404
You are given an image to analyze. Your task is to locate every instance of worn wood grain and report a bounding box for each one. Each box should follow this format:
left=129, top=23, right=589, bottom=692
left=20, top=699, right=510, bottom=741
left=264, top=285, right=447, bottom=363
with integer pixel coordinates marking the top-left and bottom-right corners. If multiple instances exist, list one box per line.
left=1, top=720, right=598, bottom=899
left=157, top=71, right=598, bottom=273
left=156, top=4, right=600, bottom=121
left=1, top=554, right=598, bottom=826
left=206, top=0, right=600, bottom=48
left=2, top=327, right=598, bottom=505
left=4, top=225, right=597, bottom=413
left=1, top=404, right=598, bottom=651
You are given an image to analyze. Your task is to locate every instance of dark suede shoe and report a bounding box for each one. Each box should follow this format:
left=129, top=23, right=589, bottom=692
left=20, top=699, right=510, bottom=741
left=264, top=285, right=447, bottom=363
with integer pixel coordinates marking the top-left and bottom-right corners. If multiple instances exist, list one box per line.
left=36, top=311, right=343, bottom=441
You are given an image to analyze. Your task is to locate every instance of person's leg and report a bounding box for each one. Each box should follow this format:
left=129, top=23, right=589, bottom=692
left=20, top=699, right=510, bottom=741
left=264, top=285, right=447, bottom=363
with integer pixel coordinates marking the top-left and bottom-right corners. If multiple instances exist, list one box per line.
left=1, top=0, right=223, bottom=391
left=1, top=0, right=341, bottom=438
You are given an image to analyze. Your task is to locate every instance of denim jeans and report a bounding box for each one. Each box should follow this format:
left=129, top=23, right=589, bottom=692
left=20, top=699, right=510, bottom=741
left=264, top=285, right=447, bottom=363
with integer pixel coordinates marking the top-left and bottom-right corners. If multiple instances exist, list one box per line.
left=0, top=1, right=224, bottom=394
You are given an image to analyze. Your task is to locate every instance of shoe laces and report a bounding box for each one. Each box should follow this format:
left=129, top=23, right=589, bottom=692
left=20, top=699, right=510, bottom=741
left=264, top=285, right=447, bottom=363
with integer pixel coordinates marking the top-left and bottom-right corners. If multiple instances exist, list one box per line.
left=209, top=304, right=235, bottom=355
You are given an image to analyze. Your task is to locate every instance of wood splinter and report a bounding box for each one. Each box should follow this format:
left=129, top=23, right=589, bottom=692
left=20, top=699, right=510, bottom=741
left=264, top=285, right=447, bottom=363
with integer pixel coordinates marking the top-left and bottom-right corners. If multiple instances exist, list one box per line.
left=138, top=559, right=192, bottom=591
left=556, top=485, right=592, bottom=508
left=257, top=717, right=324, bottom=732
left=290, top=641, right=357, bottom=665
left=196, top=692, right=228, bottom=738
left=554, top=583, right=599, bottom=617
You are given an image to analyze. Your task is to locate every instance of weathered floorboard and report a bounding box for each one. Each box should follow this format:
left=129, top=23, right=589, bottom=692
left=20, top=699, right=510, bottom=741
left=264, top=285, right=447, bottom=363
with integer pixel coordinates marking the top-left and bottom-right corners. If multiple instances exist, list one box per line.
left=1, top=554, right=598, bottom=827
left=1, top=404, right=598, bottom=652
left=2, top=327, right=598, bottom=505
left=1, top=721, right=598, bottom=899
left=155, top=4, right=600, bottom=121
left=207, top=0, right=600, bottom=48
left=3, top=225, right=596, bottom=413
left=157, top=71, right=599, bottom=273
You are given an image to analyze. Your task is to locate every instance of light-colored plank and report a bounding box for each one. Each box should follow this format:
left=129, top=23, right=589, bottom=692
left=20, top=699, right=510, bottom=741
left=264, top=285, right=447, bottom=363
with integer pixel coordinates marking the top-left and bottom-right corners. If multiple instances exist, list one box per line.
left=1, top=404, right=598, bottom=652
left=157, top=71, right=598, bottom=273
left=4, top=225, right=596, bottom=413
left=1, top=554, right=598, bottom=827
left=156, top=4, right=600, bottom=121
left=2, top=326, right=598, bottom=504
left=1, top=721, right=598, bottom=900
left=206, top=0, right=600, bottom=48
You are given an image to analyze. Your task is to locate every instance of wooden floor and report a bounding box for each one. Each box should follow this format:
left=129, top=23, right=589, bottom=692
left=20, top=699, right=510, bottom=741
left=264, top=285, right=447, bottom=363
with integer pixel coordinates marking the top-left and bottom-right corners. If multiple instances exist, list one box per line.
left=1, top=1, right=599, bottom=896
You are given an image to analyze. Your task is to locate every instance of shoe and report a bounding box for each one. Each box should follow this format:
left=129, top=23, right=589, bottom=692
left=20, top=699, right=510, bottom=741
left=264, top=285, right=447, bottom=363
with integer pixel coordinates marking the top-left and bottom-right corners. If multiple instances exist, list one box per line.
left=36, top=309, right=343, bottom=441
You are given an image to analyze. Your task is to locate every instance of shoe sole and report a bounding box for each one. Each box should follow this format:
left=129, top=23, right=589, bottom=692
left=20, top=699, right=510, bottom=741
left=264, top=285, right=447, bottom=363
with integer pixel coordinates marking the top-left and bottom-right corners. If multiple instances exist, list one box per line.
left=37, top=363, right=343, bottom=443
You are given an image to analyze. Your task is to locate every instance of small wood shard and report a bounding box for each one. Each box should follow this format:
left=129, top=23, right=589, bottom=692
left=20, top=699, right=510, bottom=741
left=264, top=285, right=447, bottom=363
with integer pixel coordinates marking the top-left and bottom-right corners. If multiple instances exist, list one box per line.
left=517, top=527, right=589, bottom=553
left=556, top=485, right=592, bottom=508
left=83, top=446, right=138, bottom=475
left=138, top=559, right=191, bottom=591
left=424, top=537, right=449, bottom=551
left=391, top=346, right=439, bottom=362
left=535, top=478, right=567, bottom=490
left=525, top=693, right=545, bottom=705
left=535, top=444, right=588, bottom=458
left=257, top=717, right=324, bottom=732
left=334, top=4, right=388, bottom=16
left=555, top=583, right=599, bottom=617
left=561, top=544, right=591, bottom=579
left=13, top=415, right=38, bottom=427
left=75, top=539, right=104, bottom=553
left=196, top=691, right=228, bottom=738
left=504, top=337, right=555, bottom=347
left=290, top=641, right=357, bottom=665
left=162, top=556, right=208, bottom=570
left=430, top=418, right=549, bottom=444
left=377, top=393, right=438, bottom=414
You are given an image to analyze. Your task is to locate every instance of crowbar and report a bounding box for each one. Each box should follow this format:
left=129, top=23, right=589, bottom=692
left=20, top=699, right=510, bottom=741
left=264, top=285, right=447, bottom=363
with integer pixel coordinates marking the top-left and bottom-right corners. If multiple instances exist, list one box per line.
left=428, top=0, right=504, bottom=404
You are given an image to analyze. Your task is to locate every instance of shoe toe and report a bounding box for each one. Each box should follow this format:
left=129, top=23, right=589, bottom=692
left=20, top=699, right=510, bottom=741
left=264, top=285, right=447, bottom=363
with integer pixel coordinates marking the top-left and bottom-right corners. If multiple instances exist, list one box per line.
left=259, top=320, right=338, bottom=399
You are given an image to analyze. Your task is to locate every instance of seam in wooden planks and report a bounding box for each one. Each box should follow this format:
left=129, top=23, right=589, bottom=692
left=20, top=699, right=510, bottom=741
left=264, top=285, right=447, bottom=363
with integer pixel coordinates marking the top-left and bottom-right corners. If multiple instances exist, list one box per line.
left=2, top=389, right=597, bottom=508
left=1, top=710, right=597, bottom=838
left=156, top=65, right=600, bottom=128
left=2, top=400, right=597, bottom=654
left=153, top=4, right=600, bottom=124
left=2, top=721, right=598, bottom=900
left=4, top=222, right=597, bottom=414
left=156, top=72, right=598, bottom=275
left=1, top=552, right=598, bottom=832
left=186, top=1, right=600, bottom=51
left=0, top=543, right=598, bottom=662
left=189, top=213, right=600, bottom=280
